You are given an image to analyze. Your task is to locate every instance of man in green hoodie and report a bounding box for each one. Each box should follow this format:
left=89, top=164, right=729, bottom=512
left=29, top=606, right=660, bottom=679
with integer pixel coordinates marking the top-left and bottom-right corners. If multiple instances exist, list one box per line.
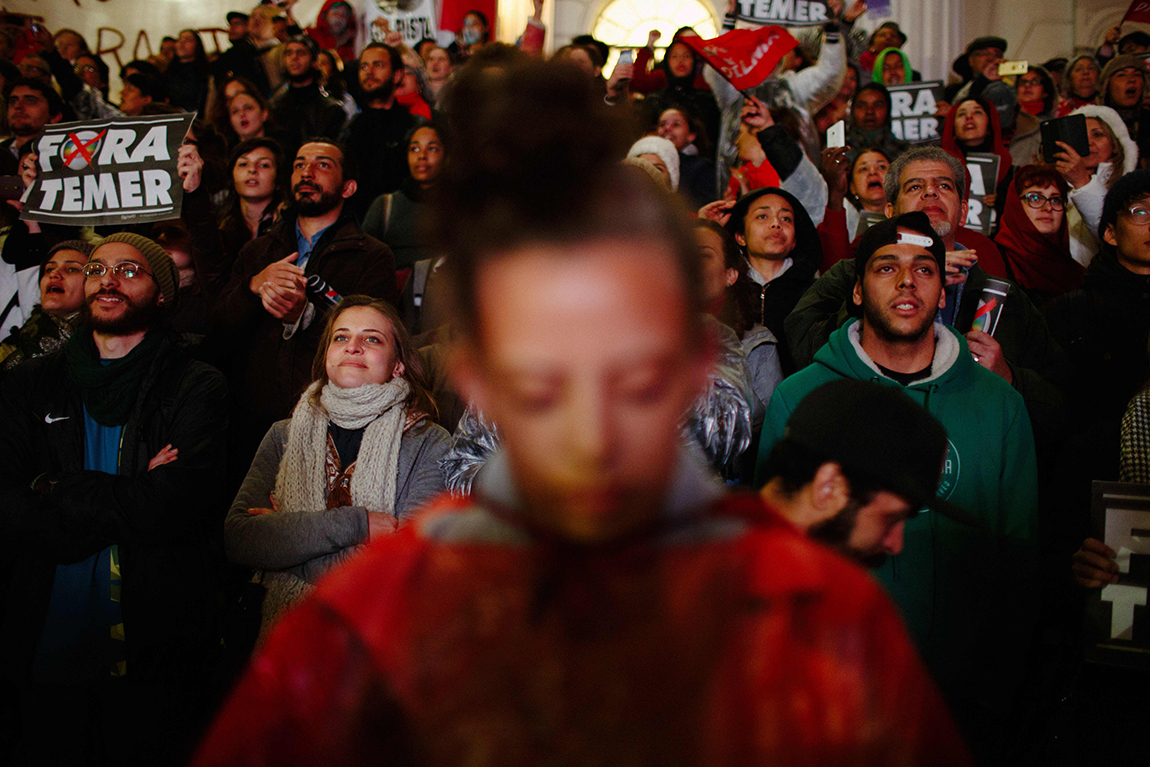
left=756, top=211, right=1040, bottom=761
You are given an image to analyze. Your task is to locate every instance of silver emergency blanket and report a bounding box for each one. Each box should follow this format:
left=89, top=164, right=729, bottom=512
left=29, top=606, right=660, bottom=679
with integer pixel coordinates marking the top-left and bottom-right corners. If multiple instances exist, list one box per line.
left=442, top=315, right=754, bottom=494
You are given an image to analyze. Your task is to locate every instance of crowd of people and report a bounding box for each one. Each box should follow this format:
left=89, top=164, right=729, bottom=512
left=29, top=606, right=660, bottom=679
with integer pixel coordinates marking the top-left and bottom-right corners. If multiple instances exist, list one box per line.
left=0, top=1, right=1149, bottom=765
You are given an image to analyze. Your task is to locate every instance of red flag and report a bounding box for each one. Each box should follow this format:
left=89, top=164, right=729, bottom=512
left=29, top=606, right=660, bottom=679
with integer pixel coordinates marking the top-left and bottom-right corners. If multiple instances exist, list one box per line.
left=1124, top=0, right=1150, bottom=23
left=680, top=26, right=799, bottom=92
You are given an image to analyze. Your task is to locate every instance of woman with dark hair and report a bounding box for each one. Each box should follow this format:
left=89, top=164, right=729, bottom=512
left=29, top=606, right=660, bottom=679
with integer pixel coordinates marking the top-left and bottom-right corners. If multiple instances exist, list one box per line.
left=0, top=240, right=91, bottom=371
left=639, top=31, right=721, bottom=156
left=363, top=123, right=445, bottom=270
left=1016, top=65, right=1057, bottom=119
left=694, top=219, right=781, bottom=432
left=217, top=137, right=290, bottom=264
left=165, top=29, right=211, bottom=112
left=316, top=49, right=358, bottom=119
left=993, top=164, right=1081, bottom=306
left=941, top=96, right=1015, bottom=214
left=816, top=146, right=891, bottom=272
left=447, top=10, right=490, bottom=63
left=845, top=82, right=907, bottom=161
left=224, top=88, right=277, bottom=148
left=224, top=295, right=450, bottom=637
left=657, top=105, right=717, bottom=208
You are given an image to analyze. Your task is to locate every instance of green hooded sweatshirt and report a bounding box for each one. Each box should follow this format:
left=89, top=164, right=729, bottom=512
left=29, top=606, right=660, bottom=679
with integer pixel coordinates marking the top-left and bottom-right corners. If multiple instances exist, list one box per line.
left=873, top=47, right=913, bottom=84
left=756, top=319, right=1039, bottom=720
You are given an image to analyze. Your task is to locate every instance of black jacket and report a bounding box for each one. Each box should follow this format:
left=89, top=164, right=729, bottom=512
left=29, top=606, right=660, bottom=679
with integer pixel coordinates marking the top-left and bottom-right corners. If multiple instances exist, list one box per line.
left=212, top=212, right=397, bottom=485
left=269, top=81, right=347, bottom=159
left=0, top=329, right=229, bottom=681
left=338, top=103, right=418, bottom=221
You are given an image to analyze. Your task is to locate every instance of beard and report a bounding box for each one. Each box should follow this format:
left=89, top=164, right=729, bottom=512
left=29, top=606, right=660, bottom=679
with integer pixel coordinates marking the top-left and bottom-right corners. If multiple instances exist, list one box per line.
left=288, top=66, right=317, bottom=85
left=293, top=183, right=343, bottom=216
left=860, top=290, right=937, bottom=345
left=361, top=79, right=395, bottom=103
left=930, top=219, right=952, bottom=238
left=82, top=288, right=160, bottom=335
left=807, top=499, right=889, bottom=569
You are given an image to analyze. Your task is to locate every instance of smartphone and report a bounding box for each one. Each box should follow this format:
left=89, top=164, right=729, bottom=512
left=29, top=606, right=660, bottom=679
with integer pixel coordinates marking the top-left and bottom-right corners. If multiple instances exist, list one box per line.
left=826, top=120, right=846, bottom=149
left=1041, top=114, right=1090, bottom=162
left=998, top=60, right=1028, bottom=77
left=619, top=50, right=633, bottom=66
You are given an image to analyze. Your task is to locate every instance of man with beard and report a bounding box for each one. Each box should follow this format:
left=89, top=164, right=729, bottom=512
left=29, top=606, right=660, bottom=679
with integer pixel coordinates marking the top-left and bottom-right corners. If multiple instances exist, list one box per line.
left=213, top=139, right=397, bottom=489
left=759, top=379, right=953, bottom=568
left=269, top=34, right=346, bottom=159
left=338, top=42, right=418, bottom=221
left=757, top=212, right=1039, bottom=763
left=785, top=146, right=1067, bottom=460
left=0, top=78, right=63, bottom=174
left=0, top=233, right=229, bottom=764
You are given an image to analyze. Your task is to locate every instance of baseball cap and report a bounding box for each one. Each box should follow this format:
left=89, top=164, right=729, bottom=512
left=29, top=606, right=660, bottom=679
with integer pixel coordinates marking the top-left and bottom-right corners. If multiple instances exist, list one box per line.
left=226, top=11, right=249, bottom=23
left=853, top=211, right=946, bottom=278
left=784, top=379, right=979, bottom=526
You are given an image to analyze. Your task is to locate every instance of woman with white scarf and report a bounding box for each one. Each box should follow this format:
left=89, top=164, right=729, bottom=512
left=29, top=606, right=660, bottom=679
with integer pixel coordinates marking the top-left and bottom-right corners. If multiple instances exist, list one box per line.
left=225, top=296, right=450, bottom=636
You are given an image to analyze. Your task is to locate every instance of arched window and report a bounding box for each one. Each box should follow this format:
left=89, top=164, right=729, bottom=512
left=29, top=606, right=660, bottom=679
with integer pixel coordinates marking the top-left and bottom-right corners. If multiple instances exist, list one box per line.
left=592, top=0, right=720, bottom=69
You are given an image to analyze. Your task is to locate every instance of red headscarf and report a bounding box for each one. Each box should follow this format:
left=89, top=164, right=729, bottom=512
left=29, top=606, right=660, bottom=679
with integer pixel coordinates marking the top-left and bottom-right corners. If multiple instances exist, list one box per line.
left=941, top=97, right=1012, bottom=185
left=992, top=170, right=1083, bottom=298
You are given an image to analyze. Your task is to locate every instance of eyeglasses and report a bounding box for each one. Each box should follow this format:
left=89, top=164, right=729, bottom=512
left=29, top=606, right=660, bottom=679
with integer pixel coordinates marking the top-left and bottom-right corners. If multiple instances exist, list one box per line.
left=1021, top=192, right=1065, bottom=211
left=75, top=64, right=98, bottom=74
left=1124, top=205, right=1150, bottom=225
left=82, top=262, right=154, bottom=280
left=1017, top=77, right=1043, bottom=87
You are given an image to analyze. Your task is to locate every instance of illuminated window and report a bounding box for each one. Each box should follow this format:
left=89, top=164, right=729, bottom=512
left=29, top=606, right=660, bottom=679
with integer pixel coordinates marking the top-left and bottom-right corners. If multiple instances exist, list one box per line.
left=592, top=0, right=720, bottom=69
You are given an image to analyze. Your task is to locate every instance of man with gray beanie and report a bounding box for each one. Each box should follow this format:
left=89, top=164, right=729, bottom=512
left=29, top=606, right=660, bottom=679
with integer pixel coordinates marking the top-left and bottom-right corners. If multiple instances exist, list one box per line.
left=0, top=232, right=230, bottom=764
left=756, top=211, right=1040, bottom=762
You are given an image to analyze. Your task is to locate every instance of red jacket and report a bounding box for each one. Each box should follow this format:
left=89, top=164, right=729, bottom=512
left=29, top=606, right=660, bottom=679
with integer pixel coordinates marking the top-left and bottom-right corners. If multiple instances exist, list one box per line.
left=194, top=492, right=970, bottom=767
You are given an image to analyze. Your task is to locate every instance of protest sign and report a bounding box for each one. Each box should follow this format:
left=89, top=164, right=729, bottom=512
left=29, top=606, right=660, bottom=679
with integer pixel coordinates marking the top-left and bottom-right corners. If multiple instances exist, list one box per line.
left=362, top=0, right=438, bottom=48
left=1123, top=0, right=1150, bottom=25
left=888, top=81, right=944, bottom=143
left=853, top=210, right=886, bottom=241
left=732, top=0, right=830, bottom=27
left=964, top=152, right=1000, bottom=235
left=681, top=26, right=799, bottom=92
left=1085, top=481, right=1150, bottom=670
left=21, top=113, right=194, bottom=227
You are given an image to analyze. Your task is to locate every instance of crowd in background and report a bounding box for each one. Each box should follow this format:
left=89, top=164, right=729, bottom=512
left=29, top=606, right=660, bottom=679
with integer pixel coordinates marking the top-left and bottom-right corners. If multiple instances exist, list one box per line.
left=1, top=1, right=1150, bottom=765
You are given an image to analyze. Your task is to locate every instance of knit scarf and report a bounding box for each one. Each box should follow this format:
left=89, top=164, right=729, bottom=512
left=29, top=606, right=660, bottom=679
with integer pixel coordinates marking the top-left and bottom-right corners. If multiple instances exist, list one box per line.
left=64, top=327, right=164, bottom=426
left=259, top=378, right=410, bottom=635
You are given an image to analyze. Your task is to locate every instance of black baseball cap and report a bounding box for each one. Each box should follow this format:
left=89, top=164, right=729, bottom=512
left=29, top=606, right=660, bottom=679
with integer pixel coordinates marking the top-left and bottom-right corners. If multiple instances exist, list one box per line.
left=853, top=211, right=946, bottom=278
left=226, top=11, right=249, bottom=23
left=285, top=34, right=319, bottom=60
left=784, top=380, right=978, bottom=526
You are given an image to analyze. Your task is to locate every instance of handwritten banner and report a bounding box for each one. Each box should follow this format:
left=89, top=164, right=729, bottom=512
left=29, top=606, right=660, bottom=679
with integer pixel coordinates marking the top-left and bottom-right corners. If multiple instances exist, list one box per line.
left=21, top=113, right=194, bottom=226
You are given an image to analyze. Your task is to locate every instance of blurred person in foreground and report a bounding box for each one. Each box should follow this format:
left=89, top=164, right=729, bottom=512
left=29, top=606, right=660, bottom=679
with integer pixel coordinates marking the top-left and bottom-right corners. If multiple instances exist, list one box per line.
left=193, top=60, right=970, bottom=767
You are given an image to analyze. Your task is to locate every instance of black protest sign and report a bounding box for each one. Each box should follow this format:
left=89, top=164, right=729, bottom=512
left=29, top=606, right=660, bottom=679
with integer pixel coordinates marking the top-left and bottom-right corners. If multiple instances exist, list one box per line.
left=888, top=81, right=944, bottom=144
left=733, top=0, right=830, bottom=27
left=1085, top=481, right=1150, bottom=670
left=964, top=152, right=1000, bottom=236
left=21, top=113, right=195, bottom=226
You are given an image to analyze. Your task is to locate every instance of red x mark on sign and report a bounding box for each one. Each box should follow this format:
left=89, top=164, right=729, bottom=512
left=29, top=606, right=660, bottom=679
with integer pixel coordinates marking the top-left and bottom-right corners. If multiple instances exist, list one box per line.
left=62, top=129, right=107, bottom=168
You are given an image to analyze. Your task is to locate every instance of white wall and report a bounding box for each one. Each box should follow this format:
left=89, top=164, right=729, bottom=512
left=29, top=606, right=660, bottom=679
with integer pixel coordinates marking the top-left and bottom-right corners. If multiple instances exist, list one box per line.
left=11, top=0, right=1147, bottom=86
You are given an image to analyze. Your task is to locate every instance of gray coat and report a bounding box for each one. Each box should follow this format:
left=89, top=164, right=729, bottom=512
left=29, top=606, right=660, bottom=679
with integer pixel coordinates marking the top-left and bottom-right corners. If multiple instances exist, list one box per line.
left=225, top=417, right=451, bottom=584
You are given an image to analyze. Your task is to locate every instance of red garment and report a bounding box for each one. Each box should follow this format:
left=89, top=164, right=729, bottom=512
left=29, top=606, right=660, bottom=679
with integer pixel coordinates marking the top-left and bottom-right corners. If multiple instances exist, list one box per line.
left=631, top=45, right=711, bottom=95
left=306, top=0, right=357, bottom=64
left=858, top=48, right=878, bottom=74
left=726, top=159, right=781, bottom=200
left=1055, top=95, right=1094, bottom=117
left=941, top=97, right=1013, bottom=185
left=1019, top=100, right=1045, bottom=116
left=816, top=207, right=1010, bottom=278
left=993, top=176, right=1083, bottom=298
left=194, top=493, right=971, bottom=767
left=396, top=90, right=432, bottom=120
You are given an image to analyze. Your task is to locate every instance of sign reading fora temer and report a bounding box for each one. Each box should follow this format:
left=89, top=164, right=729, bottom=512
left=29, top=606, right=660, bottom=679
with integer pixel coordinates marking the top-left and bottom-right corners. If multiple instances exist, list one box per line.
left=22, top=113, right=194, bottom=226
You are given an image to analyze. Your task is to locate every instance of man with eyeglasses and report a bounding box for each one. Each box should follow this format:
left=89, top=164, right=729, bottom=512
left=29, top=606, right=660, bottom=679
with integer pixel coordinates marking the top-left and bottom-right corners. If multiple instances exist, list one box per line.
left=0, top=232, right=229, bottom=763
left=1047, top=169, right=1150, bottom=520
left=338, top=42, right=419, bottom=220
